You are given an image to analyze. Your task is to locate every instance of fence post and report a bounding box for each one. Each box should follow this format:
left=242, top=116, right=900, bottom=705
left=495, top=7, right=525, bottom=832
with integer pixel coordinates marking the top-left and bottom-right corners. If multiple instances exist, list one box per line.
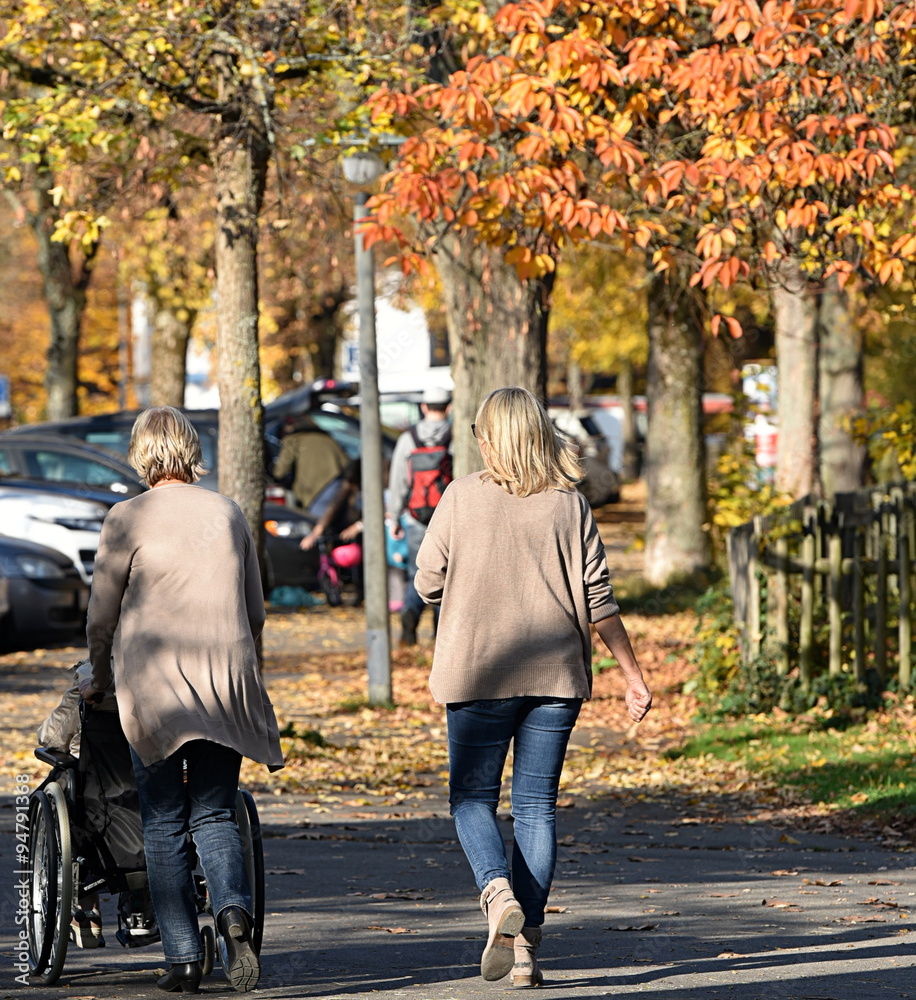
left=775, top=535, right=790, bottom=675
left=875, top=495, right=888, bottom=683
left=828, top=514, right=843, bottom=676
left=748, top=516, right=762, bottom=662
left=899, top=495, right=912, bottom=689
left=853, top=526, right=867, bottom=682
left=800, top=507, right=816, bottom=689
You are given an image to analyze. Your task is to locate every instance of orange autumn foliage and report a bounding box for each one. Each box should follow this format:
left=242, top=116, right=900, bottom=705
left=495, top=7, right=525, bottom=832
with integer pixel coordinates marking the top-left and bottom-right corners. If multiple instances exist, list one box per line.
left=366, top=0, right=916, bottom=294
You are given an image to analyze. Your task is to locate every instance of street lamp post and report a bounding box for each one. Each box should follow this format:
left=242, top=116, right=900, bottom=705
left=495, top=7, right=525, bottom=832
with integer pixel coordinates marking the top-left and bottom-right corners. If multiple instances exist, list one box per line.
left=342, top=151, right=391, bottom=705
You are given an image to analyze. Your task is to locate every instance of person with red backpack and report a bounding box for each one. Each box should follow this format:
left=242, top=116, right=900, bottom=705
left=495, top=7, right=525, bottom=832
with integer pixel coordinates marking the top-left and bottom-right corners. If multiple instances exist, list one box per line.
left=387, top=386, right=452, bottom=645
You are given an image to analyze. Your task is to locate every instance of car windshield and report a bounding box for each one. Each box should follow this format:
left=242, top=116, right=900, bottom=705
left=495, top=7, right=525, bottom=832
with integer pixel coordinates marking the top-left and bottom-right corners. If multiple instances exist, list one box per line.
left=81, top=427, right=216, bottom=470
left=310, top=411, right=361, bottom=458
left=81, top=430, right=133, bottom=454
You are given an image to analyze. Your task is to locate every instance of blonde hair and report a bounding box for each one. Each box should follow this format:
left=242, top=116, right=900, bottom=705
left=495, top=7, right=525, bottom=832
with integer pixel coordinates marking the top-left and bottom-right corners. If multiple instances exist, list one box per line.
left=128, top=406, right=206, bottom=487
left=475, top=387, right=581, bottom=497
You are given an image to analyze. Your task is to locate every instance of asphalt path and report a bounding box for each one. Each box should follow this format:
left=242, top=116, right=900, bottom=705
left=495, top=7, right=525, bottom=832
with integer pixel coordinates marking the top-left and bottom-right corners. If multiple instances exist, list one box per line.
left=0, top=626, right=913, bottom=999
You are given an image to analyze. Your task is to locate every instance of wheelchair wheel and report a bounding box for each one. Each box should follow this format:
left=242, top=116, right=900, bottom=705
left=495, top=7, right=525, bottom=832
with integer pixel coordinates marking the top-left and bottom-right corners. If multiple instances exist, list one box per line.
left=27, top=783, right=72, bottom=984
left=236, top=789, right=265, bottom=954
left=200, top=923, right=216, bottom=977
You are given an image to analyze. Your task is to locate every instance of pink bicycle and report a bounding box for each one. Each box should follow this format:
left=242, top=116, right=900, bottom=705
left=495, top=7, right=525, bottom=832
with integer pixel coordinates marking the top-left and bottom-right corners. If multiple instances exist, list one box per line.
left=316, top=535, right=362, bottom=607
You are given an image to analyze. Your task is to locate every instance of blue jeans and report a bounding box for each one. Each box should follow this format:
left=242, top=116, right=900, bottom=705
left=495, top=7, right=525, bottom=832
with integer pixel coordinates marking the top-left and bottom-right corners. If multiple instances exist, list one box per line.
left=404, top=515, right=437, bottom=625
left=130, top=740, right=251, bottom=963
left=446, top=697, right=582, bottom=927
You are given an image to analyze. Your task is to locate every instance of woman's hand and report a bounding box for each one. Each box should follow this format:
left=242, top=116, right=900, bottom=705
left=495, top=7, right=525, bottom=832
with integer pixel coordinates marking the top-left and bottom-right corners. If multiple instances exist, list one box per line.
left=624, top=677, right=652, bottom=723
left=78, top=674, right=104, bottom=704
left=593, top=613, right=652, bottom=724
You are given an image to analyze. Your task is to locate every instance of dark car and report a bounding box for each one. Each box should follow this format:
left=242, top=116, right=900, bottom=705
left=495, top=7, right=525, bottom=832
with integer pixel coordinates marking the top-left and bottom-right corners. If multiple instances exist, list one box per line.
left=0, top=433, right=143, bottom=498
left=0, top=534, right=89, bottom=651
left=6, top=402, right=395, bottom=480
left=0, top=433, right=319, bottom=593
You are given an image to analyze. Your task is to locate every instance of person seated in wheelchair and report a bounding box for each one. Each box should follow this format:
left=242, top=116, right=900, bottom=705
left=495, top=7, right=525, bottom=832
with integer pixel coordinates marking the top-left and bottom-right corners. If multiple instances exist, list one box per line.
left=38, top=658, right=159, bottom=951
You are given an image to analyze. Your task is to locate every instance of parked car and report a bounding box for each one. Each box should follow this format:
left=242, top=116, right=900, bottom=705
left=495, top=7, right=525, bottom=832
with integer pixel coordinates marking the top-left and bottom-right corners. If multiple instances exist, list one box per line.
left=262, top=377, right=359, bottom=432
left=0, top=434, right=319, bottom=592
left=0, top=534, right=89, bottom=650
left=0, top=485, right=108, bottom=585
left=5, top=402, right=396, bottom=486
left=548, top=408, right=620, bottom=507
left=0, top=433, right=143, bottom=497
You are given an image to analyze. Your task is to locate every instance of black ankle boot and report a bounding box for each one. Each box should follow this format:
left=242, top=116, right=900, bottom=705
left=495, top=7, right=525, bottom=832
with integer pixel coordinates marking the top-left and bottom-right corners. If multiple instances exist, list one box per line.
left=157, top=961, right=202, bottom=993
left=400, top=608, right=419, bottom=646
left=217, top=906, right=260, bottom=993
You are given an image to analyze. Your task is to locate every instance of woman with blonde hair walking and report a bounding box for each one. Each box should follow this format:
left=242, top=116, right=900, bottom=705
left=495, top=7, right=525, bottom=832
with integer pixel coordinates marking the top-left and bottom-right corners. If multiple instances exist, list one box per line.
left=84, top=406, right=283, bottom=994
left=416, top=386, right=651, bottom=987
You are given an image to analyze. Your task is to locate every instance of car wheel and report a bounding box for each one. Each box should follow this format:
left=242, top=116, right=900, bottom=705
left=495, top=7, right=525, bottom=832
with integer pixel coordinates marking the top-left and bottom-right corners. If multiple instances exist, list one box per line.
left=0, top=610, right=14, bottom=653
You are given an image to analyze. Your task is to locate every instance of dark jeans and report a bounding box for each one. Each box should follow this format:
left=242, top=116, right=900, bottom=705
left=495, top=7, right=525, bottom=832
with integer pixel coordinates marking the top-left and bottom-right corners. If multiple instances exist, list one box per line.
left=446, top=696, right=582, bottom=927
left=404, top=516, right=440, bottom=628
left=130, top=740, right=250, bottom=963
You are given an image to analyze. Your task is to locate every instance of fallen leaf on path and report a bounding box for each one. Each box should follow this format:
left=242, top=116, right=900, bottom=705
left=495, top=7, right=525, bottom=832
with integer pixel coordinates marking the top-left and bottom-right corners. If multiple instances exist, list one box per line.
left=627, top=856, right=659, bottom=863
left=801, top=878, right=842, bottom=887
left=762, top=899, right=800, bottom=910
left=868, top=879, right=901, bottom=886
left=369, top=891, right=430, bottom=900
left=545, top=906, right=569, bottom=913
left=366, top=925, right=414, bottom=934
left=717, top=950, right=744, bottom=958
left=265, top=868, right=306, bottom=875
left=605, top=923, right=657, bottom=932
left=836, top=915, right=886, bottom=923
left=770, top=869, right=799, bottom=877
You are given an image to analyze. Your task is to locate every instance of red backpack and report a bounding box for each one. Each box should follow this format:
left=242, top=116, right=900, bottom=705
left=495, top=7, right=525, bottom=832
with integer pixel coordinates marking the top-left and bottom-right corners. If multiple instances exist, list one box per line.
left=406, top=426, right=452, bottom=524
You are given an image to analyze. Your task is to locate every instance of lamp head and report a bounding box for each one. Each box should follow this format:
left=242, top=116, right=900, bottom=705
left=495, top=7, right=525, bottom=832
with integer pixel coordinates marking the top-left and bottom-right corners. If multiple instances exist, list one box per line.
left=341, top=150, right=384, bottom=186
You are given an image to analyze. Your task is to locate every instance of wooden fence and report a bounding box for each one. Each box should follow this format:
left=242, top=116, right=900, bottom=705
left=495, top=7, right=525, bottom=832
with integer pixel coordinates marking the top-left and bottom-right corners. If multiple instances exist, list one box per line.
left=727, top=481, right=916, bottom=688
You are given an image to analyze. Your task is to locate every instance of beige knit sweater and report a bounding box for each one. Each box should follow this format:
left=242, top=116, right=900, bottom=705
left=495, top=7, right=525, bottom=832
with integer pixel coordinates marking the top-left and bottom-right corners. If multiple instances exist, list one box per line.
left=415, top=472, right=619, bottom=704
left=86, top=483, right=284, bottom=769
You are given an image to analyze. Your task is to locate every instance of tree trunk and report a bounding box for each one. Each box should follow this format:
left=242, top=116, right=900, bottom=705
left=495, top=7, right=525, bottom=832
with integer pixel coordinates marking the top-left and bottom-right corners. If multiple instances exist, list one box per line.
left=32, top=164, right=97, bottom=419
left=212, top=105, right=269, bottom=544
left=618, top=357, right=640, bottom=481
left=150, top=300, right=194, bottom=408
left=644, top=269, right=708, bottom=586
left=773, top=259, right=819, bottom=499
left=308, top=288, right=347, bottom=380
left=435, top=232, right=552, bottom=477
left=818, top=275, right=865, bottom=496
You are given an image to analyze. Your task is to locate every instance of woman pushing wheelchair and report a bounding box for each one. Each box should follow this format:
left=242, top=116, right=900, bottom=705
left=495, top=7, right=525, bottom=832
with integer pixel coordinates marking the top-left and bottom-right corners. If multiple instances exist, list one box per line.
left=83, top=406, right=284, bottom=994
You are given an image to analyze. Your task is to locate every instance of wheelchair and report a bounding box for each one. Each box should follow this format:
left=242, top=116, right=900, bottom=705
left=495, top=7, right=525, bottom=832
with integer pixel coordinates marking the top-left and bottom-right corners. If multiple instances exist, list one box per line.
left=26, top=706, right=265, bottom=986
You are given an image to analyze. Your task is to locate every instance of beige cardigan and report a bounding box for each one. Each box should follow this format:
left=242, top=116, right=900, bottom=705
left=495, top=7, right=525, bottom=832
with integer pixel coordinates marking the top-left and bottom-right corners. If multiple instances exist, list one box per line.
left=87, top=483, right=284, bottom=769
left=415, top=472, right=619, bottom=704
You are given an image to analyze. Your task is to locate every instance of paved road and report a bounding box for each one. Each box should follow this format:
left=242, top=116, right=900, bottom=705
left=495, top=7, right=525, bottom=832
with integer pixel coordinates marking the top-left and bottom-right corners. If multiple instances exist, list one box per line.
left=3, top=773, right=914, bottom=998
left=0, top=628, right=913, bottom=998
